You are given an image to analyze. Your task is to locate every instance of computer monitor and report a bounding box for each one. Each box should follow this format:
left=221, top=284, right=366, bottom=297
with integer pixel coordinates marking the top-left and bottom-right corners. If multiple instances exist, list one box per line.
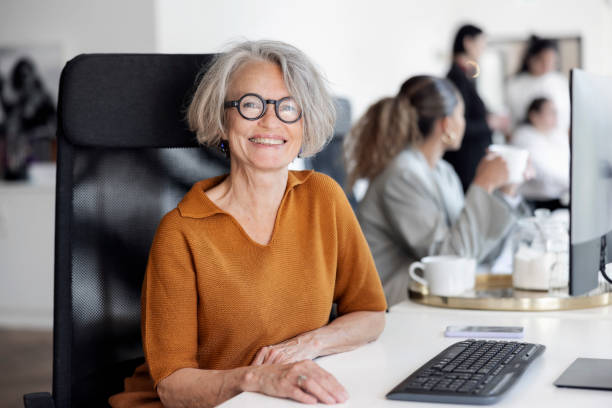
left=569, top=68, right=612, bottom=295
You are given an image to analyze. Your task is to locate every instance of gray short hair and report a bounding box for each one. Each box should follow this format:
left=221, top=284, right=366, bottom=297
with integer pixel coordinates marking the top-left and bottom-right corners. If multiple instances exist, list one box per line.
left=187, top=40, right=336, bottom=157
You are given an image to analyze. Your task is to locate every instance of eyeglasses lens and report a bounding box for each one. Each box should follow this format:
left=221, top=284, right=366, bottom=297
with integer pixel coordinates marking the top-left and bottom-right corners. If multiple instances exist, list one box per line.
left=239, top=95, right=264, bottom=119
left=278, top=97, right=301, bottom=123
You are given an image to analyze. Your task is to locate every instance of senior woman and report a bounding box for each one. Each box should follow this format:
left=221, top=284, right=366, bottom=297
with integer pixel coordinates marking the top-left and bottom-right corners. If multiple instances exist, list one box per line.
left=109, top=40, right=387, bottom=408
left=345, top=76, right=529, bottom=306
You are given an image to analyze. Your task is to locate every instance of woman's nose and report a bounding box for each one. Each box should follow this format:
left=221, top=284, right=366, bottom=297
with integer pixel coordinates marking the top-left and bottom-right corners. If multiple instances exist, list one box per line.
left=258, top=104, right=279, bottom=127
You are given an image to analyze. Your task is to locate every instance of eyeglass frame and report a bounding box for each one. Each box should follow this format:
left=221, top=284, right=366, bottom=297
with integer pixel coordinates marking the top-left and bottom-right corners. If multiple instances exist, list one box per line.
left=223, top=93, right=302, bottom=124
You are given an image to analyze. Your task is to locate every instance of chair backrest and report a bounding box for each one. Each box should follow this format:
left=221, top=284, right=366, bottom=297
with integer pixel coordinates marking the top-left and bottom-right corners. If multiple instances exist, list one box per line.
left=309, top=97, right=355, bottom=206
left=53, top=53, right=353, bottom=407
left=54, top=54, right=229, bottom=407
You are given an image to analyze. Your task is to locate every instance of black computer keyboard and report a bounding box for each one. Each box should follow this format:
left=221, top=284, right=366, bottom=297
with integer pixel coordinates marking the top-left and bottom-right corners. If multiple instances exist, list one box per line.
left=387, top=339, right=545, bottom=405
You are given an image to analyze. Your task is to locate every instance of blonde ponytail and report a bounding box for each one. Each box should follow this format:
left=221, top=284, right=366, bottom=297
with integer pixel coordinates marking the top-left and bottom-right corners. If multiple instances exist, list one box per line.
left=344, top=75, right=461, bottom=189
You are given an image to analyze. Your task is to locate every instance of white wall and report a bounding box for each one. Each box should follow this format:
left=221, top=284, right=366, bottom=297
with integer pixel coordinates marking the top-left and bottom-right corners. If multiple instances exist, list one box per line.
left=0, top=0, right=156, bottom=60
left=156, top=0, right=612, bottom=120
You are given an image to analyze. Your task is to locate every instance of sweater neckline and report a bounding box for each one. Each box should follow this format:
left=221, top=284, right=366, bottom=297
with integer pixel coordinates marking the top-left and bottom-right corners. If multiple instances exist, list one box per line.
left=176, top=170, right=314, bottom=247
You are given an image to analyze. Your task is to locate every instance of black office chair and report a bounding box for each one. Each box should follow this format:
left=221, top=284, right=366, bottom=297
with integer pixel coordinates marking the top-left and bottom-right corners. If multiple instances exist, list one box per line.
left=23, top=53, right=352, bottom=408
left=23, top=53, right=229, bottom=408
left=308, top=98, right=356, bottom=208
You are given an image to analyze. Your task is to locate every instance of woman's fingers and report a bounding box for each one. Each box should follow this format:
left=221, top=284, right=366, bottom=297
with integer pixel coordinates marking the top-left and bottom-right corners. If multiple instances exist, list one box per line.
left=291, top=361, right=349, bottom=404
left=287, top=387, right=317, bottom=404
left=269, top=349, right=289, bottom=364
left=251, top=347, right=269, bottom=365
left=264, top=348, right=282, bottom=365
left=298, top=375, right=337, bottom=404
left=252, top=360, right=348, bottom=405
left=318, top=369, right=349, bottom=401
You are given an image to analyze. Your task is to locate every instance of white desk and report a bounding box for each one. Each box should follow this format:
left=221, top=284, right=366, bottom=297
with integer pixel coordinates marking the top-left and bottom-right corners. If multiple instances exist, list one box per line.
left=219, top=300, right=612, bottom=407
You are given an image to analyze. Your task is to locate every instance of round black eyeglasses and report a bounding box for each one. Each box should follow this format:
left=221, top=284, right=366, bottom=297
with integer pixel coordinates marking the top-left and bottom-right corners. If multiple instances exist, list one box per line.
left=224, top=93, right=302, bottom=124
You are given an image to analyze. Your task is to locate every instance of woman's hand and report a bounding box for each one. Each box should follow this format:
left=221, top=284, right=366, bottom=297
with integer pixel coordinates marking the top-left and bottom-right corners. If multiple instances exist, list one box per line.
left=251, top=311, right=385, bottom=366
left=473, top=153, right=510, bottom=193
left=487, top=113, right=510, bottom=134
left=242, top=359, right=349, bottom=405
left=498, top=158, right=536, bottom=196
left=251, top=336, right=319, bottom=365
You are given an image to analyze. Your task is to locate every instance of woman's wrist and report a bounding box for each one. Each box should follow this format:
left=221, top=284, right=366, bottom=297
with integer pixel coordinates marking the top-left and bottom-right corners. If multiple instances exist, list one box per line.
left=472, top=177, right=494, bottom=194
left=239, top=365, right=261, bottom=393
left=499, top=184, right=518, bottom=197
left=159, top=367, right=250, bottom=407
left=297, top=330, right=325, bottom=358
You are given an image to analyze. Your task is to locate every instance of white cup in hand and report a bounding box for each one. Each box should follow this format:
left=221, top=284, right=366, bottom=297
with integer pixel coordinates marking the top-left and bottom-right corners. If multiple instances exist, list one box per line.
left=408, top=255, right=476, bottom=296
left=488, top=144, right=529, bottom=184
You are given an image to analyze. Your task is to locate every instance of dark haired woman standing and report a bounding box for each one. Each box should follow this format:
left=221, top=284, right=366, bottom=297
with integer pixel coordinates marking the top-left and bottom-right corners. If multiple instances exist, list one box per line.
left=345, top=76, right=529, bottom=306
left=443, top=24, right=510, bottom=192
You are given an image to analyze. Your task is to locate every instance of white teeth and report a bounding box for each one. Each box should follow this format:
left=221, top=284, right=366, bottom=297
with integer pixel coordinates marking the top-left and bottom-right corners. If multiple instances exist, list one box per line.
left=249, top=137, right=285, bottom=145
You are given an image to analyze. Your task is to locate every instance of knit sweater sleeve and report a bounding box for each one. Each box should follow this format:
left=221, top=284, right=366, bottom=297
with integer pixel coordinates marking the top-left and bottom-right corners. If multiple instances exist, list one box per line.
left=141, top=209, right=199, bottom=388
left=323, top=178, right=388, bottom=314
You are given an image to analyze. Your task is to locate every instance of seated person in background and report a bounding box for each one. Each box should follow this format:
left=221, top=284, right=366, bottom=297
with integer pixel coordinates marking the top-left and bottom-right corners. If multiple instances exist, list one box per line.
left=109, top=40, right=387, bottom=408
left=511, top=97, right=569, bottom=210
left=506, top=35, right=569, bottom=133
left=345, top=76, right=530, bottom=306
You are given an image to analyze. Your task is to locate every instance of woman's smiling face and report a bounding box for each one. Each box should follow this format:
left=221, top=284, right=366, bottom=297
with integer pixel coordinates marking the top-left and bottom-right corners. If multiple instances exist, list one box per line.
left=224, top=60, right=303, bottom=172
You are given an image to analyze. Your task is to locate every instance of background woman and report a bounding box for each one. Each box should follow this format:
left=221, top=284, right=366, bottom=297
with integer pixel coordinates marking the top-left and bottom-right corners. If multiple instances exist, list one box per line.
left=110, top=40, right=387, bottom=408
left=345, top=76, right=529, bottom=306
left=511, top=97, right=569, bottom=210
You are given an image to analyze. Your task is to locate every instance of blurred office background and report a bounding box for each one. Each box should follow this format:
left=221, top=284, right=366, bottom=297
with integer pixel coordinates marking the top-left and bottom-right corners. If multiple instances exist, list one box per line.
left=0, top=0, right=611, bottom=406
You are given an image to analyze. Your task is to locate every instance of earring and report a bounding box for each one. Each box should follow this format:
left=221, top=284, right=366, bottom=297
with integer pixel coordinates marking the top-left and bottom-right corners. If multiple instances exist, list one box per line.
left=441, top=132, right=457, bottom=145
left=465, top=60, right=481, bottom=79
left=218, top=140, right=229, bottom=157
left=297, top=147, right=303, bottom=159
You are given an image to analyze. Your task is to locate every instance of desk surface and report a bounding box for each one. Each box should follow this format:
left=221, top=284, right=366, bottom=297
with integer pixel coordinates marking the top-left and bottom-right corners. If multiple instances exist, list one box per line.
left=219, top=300, right=612, bottom=407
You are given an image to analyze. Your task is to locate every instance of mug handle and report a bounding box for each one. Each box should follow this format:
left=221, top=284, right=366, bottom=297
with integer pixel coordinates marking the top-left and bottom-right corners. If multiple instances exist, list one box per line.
left=408, top=262, right=428, bottom=286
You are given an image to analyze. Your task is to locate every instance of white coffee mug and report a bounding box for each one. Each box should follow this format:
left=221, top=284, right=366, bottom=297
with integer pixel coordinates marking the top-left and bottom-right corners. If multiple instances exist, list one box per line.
left=488, top=144, right=529, bottom=184
left=408, top=255, right=476, bottom=296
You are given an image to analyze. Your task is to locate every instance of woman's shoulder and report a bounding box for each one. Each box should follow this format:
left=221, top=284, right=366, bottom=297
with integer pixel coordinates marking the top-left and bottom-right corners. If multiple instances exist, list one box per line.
left=369, top=149, right=431, bottom=195
left=290, top=170, right=356, bottom=220
left=388, top=149, right=428, bottom=179
left=293, top=170, right=345, bottom=198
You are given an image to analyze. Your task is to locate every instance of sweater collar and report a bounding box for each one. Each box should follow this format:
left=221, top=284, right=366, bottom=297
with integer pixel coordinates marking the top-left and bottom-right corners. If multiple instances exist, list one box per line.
left=177, top=170, right=314, bottom=219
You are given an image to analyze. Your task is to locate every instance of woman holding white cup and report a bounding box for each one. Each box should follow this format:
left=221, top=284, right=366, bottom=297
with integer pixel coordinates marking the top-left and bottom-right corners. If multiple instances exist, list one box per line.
left=345, top=76, right=532, bottom=305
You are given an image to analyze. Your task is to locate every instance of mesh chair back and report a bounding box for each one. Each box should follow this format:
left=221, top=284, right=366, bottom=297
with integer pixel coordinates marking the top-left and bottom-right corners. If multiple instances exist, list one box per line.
left=54, top=54, right=229, bottom=407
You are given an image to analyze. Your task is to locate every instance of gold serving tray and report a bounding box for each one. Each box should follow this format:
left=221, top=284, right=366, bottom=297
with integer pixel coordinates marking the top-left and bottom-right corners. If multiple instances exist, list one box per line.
left=408, top=274, right=612, bottom=311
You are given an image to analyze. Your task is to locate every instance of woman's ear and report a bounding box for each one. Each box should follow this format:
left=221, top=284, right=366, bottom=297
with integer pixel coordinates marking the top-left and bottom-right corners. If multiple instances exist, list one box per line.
left=440, top=116, right=453, bottom=134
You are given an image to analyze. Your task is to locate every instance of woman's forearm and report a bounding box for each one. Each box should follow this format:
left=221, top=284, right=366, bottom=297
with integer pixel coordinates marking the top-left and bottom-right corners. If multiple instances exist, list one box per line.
left=299, top=310, right=385, bottom=358
left=157, top=359, right=348, bottom=406
left=157, top=366, right=251, bottom=408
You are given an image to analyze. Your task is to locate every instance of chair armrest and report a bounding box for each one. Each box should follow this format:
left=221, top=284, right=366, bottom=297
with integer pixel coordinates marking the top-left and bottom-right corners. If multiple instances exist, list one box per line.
left=23, top=392, right=54, bottom=408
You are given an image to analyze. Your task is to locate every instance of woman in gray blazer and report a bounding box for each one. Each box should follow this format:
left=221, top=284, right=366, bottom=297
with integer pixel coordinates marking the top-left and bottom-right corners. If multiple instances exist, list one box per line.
left=345, top=76, right=528, bottom=306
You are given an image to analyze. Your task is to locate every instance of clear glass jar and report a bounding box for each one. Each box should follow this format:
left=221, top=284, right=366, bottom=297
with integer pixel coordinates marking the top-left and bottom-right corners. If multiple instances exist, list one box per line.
left=512, top=210, right=569, bottom=291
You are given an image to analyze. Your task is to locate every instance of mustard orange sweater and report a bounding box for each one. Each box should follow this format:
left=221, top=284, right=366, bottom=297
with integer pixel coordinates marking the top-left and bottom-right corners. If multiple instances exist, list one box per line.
left=110, top=170, right=386, bottom=407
